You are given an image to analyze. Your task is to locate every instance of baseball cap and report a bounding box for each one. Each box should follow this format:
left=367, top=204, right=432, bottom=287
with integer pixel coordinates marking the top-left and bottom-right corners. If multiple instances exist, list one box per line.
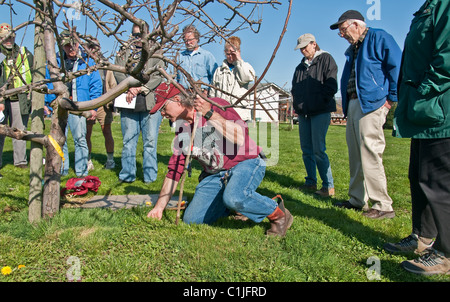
left=294, top=33, right=316, bottom=50
left=330, top=10, right=365, bottom=30
left=150, top=83, right=182, bottom=114
left=0, top=23, right=13, bottom=38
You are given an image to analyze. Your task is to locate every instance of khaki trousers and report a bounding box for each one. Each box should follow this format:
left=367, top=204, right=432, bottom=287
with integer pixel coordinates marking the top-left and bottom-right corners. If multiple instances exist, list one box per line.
left=346, top=98, right=393, bottom=212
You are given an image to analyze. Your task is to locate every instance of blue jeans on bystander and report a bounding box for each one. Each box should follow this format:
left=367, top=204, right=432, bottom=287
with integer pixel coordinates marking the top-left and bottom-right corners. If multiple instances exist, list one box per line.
left=119, top=110, right=162, bottom=183
left=61, top=114, right=89, bottom=177
left=298, top=112, right=334, bottom=189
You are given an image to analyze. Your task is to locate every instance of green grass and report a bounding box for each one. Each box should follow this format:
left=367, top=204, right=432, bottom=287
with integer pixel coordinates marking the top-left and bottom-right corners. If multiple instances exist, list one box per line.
left=0, top=116, right=448, bottom=282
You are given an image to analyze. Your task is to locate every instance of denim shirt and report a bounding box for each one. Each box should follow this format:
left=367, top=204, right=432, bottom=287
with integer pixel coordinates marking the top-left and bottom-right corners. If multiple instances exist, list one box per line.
left=176, top=47, right=218, bottom=89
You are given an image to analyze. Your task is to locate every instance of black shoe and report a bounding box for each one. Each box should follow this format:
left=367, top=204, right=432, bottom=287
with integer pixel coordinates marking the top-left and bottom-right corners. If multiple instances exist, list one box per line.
left=333, top=200, right=362, bottom=211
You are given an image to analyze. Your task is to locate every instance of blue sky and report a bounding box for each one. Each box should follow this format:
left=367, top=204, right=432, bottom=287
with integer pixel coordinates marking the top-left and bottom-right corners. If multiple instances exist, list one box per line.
left=2, top=0, right=425, bottom=95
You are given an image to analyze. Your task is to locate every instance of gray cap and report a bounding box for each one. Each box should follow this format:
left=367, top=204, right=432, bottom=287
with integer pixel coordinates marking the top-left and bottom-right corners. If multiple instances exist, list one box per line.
left=294, top=33, right=315, bottom=50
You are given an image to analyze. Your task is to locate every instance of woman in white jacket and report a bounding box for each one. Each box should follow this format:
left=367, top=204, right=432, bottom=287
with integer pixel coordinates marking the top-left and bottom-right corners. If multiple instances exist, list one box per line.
left=210, top=36, right=256, bottom=121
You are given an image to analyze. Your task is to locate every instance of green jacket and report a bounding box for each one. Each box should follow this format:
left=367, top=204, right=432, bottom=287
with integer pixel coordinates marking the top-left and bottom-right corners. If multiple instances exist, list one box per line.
left=393, top=0, right=450, bottom=139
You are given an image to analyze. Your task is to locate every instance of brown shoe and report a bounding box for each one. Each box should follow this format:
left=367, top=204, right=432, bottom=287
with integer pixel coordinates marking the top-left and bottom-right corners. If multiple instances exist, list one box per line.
left=299, top=184, right=317, bottom=192
left=363, top=208, right=395, bottom=219
left=315, top=187, right=335, bottom=197
left=266, top=195, right=293, bottom=237
left=402, top=249, right=450, bottom=276
left=15, top=164, right=28, bottom=169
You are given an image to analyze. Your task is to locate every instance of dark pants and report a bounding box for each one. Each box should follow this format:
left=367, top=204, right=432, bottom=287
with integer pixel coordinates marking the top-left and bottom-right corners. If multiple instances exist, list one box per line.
left=409, top=138, right=450, bottom=256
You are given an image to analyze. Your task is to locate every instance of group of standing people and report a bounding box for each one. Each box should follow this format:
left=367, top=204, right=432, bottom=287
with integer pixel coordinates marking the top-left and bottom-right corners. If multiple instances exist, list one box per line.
left=0, top=0, right=449, bottom=276
left=292, top=10, right=399, bottom=219
left=291, top=1, right=450, bottom=276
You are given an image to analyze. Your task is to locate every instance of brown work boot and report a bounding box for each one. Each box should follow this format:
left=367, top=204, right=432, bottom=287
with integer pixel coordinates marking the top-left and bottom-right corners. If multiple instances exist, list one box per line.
left=266, top=195, right=293, bottom=237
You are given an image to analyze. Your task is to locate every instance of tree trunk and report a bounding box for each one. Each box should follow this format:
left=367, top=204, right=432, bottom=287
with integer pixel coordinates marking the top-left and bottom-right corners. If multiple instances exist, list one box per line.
left=41, top=1, right=68, bottom=218
left=28, top=0, right=46, bottom=224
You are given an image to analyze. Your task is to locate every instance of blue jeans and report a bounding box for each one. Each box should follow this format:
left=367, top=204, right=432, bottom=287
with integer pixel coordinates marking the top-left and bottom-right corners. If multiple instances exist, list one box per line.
left=119, top=110, right=162, bottom=183
left=183, top=157, right=277, bottom=225
left=298, top=113, right=334, bottom=188
left=62, top=114, right=89, bottom=177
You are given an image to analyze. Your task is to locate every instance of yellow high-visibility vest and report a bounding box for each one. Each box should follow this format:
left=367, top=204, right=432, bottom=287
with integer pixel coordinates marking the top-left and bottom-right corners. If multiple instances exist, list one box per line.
left=3, top=46, right=32, bottom=88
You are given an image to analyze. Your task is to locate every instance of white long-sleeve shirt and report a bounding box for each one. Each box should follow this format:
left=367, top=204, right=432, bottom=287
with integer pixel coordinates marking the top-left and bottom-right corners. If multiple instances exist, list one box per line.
left=210, top=59, right=256, bottom=121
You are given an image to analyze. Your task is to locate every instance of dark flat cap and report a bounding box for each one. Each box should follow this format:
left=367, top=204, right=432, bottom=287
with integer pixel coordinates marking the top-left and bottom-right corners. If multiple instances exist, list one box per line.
left=330, top=10, right=365, bottom=30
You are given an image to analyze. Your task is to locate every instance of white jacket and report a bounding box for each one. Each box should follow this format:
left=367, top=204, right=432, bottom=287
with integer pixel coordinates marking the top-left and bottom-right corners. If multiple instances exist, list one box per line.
left=210, top=59, right=256, bottom=121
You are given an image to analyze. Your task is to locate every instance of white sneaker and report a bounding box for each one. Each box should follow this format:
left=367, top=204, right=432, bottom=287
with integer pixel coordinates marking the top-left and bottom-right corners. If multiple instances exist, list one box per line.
left=87, top=159, right=95, bottom=171
left=105, top=160, right=115, bottom=169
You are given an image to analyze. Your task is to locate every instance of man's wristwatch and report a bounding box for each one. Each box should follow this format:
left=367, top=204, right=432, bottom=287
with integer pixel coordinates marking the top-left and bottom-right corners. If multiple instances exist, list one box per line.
left=204, top=108, right=214, bottom=120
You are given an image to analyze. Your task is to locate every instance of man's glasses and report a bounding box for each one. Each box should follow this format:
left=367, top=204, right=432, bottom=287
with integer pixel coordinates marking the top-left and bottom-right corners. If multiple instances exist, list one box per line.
left=160, top=99, right=172, bottom=113
left=338, top=23, right=355, bottom=37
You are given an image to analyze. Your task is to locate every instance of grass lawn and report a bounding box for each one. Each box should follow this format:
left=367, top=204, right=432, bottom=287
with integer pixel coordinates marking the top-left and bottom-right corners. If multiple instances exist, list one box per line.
left=0, top=116, right=448, bottom=283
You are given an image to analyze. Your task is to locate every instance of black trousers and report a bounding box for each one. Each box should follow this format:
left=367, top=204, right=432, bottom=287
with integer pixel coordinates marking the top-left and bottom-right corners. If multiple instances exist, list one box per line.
left=409, top=138, right=450, bottom=256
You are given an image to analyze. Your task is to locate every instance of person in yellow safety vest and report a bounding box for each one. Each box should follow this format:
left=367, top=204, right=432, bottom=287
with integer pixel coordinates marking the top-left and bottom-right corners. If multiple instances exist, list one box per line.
left=0, top=23, right=34, bottom=178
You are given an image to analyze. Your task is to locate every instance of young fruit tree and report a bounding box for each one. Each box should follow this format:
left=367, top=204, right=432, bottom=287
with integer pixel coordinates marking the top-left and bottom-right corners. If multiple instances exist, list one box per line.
left=0, top=0, right=291, bottom=223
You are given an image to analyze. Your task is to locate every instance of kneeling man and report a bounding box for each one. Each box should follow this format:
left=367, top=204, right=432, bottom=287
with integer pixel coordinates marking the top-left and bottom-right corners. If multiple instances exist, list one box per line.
left=146, top=83, right=292, bottom=236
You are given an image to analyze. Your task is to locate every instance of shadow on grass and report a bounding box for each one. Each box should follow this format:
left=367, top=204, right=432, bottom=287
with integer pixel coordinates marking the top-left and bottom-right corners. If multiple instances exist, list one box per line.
left=202, top=165, right=430, bottom=282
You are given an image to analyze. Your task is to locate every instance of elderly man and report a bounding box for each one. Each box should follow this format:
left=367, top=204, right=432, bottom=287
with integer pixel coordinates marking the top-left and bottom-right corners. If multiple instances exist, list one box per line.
left=146, top=83, right=292, bottom=236
left=0, top=23, right=33, bottom=176
left=330, top=10, right=402, bottom=219
left=176, top=25, right=217, bottom=93
left=45, top=30, right=102, bottom=177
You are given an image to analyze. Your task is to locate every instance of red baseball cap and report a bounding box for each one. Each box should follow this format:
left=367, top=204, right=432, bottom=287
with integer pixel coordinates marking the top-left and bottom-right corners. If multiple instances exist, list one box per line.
left=150, top=83, right=182, bottom=114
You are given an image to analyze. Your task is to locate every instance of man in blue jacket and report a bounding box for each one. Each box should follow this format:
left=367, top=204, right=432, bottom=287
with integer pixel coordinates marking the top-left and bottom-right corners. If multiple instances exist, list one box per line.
left=330, top=10, right=402, bottom=219
left=45, top=30, right=102, bottom=177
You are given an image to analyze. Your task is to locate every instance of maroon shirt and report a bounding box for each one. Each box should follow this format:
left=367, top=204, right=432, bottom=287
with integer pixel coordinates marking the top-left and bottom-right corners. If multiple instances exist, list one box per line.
left=166, top=98, right=262, bottom=181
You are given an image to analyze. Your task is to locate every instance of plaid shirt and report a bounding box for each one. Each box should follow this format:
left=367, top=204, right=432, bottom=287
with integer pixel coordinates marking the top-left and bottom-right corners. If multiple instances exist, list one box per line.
left=346, top=28, right=369, bottom=99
